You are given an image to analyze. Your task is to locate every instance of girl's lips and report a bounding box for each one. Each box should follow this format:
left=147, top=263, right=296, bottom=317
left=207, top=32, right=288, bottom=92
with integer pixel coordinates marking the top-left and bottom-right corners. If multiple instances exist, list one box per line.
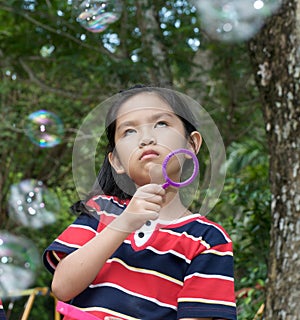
left=140, top=150, right=159, bottom=160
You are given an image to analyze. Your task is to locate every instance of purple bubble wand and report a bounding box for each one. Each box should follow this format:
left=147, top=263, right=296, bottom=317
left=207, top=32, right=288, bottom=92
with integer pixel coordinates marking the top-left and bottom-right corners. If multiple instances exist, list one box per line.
left=161, top=148, right=199, bottom=189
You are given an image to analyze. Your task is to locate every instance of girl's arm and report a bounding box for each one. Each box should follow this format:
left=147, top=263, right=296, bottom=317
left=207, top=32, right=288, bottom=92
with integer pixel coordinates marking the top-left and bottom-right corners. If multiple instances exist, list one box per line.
left=51, top=224, right=130, bottom=301
left=51, top=184, right=165, bottom=301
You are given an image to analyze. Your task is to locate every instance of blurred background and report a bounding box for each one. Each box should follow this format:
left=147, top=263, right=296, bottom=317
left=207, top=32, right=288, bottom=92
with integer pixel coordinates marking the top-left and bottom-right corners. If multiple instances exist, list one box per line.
left=1, top=0, right=297, bottom=319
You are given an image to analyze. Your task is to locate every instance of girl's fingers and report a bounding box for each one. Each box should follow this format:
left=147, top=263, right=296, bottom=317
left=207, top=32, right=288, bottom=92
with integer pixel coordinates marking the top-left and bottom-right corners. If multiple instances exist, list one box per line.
left=143, top=194, right=164, bottom=205
left=137, top=184, right=165, bottom=197
left=145, top=203, right=161, bottom=213
left=135, top=187, right=165, bottom=204
left=109, top=183, right=166, bottom=233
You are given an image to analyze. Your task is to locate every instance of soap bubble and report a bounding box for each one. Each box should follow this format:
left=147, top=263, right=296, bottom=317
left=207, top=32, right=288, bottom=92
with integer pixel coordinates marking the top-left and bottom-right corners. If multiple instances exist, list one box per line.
left=0, top=232, right=41, bottom=299
left=75, top=0, right=123, bottom=33
left=194, top=0, right=282, bottom=42
left=8, top=179, right=60, bottom=229
left=72, top=87, right=226, bottom=217
left=25, top=110, right=64, bottom=148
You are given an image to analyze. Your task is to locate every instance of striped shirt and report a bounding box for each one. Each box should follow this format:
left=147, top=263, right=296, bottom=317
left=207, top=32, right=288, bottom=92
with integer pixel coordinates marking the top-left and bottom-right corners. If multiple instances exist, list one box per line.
left=43, top=194, right=236, bottom=320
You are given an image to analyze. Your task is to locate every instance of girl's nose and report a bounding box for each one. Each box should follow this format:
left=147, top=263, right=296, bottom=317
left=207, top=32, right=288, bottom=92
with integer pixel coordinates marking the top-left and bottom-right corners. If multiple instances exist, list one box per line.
left=139, top=137, right=155, bottom=147
left=139, top=131, right=156, bottom=147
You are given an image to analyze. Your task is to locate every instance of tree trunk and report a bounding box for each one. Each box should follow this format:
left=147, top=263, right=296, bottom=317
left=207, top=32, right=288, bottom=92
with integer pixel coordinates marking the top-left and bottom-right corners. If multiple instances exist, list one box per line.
left=248, top=0, right=300, bottom=319
left=136, top=0, right=173, bottom=86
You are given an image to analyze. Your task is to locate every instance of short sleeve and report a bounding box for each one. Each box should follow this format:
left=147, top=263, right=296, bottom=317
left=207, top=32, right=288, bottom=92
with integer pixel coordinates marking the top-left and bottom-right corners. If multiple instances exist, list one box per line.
left=177, top=241, right=237, bottom=320
left=43, top=213, right=99, bottom=274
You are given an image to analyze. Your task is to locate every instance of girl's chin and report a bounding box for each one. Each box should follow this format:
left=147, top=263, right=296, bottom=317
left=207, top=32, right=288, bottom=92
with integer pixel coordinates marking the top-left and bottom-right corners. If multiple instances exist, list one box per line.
left=148, top=163, right=165, bottom=183
left=133, top=175, right=165, bottom=187
left=130, top=164, right=165, bottom=185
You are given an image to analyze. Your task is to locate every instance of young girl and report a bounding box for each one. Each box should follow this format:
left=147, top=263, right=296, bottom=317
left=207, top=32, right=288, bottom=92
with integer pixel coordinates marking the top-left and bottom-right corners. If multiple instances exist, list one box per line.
left=43, top=86, right=237, bottom=320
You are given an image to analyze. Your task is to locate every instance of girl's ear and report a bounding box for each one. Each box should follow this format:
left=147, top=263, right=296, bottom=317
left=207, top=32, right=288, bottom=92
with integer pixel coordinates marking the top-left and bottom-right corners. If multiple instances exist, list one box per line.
left=108, top=151, right=125, bottom=174
left=187, top=131, right=202, bottom=155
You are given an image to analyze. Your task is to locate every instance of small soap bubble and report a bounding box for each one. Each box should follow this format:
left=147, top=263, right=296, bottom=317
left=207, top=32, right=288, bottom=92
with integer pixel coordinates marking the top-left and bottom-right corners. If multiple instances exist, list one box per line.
left=0, top=232, right=40, bottom=299
left=8, top=179, right=60, bottom=229
left=194, top=0, right=282, bottom=42
left=25, top=110, right=64, bottom=148
left=75, top=0, right=122, bottom=33
left=40, top=44, right=55, bottom=58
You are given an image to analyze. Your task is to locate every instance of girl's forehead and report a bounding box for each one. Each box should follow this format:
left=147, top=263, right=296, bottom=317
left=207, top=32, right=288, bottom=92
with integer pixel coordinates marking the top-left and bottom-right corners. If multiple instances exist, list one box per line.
left=117, top=92, right=173, bottom=117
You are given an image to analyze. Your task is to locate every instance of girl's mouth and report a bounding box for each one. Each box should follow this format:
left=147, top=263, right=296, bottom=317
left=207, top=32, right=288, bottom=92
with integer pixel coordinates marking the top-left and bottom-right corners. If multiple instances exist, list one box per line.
left=140, top=150, right=159, bottom=160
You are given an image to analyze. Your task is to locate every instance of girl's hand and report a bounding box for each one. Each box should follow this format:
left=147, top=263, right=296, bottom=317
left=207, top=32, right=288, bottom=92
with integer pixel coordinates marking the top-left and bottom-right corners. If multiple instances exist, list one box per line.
left=109, top=184, right=165, bottom=233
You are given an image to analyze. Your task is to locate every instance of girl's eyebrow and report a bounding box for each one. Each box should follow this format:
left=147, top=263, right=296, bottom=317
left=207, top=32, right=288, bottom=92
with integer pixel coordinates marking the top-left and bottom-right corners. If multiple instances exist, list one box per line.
left=116, top=120, right=136, bottom=132
left=152, top=112, right=175, bottom=121
left=116, top=112, right=176, bottom=132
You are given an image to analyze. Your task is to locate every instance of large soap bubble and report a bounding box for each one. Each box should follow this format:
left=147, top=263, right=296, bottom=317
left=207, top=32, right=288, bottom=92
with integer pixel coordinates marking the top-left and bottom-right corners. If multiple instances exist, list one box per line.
left=0, top=232, right=41, bottom=299
left=8, top=179, right=60, bottom=229
left=75, top=0, right=123, bottom=33
left=72, top=87, right=226, bottom=217
left=194, top=0, right=282, bottom=42
left=25, top=110, right=64, bottom=148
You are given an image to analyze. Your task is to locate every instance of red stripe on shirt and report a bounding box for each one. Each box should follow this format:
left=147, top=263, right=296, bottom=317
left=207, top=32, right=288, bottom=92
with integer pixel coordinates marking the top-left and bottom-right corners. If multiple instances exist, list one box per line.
left=150, top=230, right=209, bottom=260
left=180, top=275, right=235, bottom=303
left=201, top=242, right=234, bottom=255
left=86, top=198, right=101, bottom=212
left=93, top=259, right=181, bottom=306
left=57, top=225, right=97, bottom=247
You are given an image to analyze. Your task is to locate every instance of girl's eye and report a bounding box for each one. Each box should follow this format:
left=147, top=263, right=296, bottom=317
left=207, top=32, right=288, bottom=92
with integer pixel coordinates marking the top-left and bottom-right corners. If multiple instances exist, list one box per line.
left=123, top=128, right=136, bottom=136
left=155, top=121, right=168, bottom=128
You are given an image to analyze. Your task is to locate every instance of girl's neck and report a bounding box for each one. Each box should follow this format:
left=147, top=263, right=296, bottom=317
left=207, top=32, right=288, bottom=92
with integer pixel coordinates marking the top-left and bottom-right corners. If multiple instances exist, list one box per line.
left=159, top=187, right=191, bottom=221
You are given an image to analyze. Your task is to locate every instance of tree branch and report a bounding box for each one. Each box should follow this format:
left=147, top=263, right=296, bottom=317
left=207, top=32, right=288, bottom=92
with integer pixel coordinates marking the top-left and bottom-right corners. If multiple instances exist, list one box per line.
left=19, top=58, right=82, bottom=98
left=0, top=4, right=124, bottom=61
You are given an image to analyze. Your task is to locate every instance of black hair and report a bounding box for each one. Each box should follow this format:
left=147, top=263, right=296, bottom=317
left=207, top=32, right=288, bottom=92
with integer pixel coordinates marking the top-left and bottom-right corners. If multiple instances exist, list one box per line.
left=71, top=85, right=199, bottom=215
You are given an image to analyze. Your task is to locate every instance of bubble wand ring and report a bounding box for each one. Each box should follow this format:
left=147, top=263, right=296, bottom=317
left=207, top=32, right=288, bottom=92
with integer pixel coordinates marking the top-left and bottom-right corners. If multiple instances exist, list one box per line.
left=161, top=148, right=199, bottom=189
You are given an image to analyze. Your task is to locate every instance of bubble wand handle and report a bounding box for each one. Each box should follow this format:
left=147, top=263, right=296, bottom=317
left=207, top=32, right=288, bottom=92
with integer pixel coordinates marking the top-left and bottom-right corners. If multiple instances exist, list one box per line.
left=161, top=148, right=199, bottom=189
left=56, top=301, right=102, bottom=320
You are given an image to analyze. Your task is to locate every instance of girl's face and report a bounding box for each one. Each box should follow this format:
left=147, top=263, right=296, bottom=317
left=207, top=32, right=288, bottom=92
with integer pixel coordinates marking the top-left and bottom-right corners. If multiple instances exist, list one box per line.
left=108, top=92, right=201, bottom=187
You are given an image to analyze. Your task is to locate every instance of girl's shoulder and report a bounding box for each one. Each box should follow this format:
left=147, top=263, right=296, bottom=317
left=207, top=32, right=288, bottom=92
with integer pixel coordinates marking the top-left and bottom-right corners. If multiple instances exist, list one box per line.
left=86, top=194, right=130, bottom=213
left=178, top=214, right=232, bottom=246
